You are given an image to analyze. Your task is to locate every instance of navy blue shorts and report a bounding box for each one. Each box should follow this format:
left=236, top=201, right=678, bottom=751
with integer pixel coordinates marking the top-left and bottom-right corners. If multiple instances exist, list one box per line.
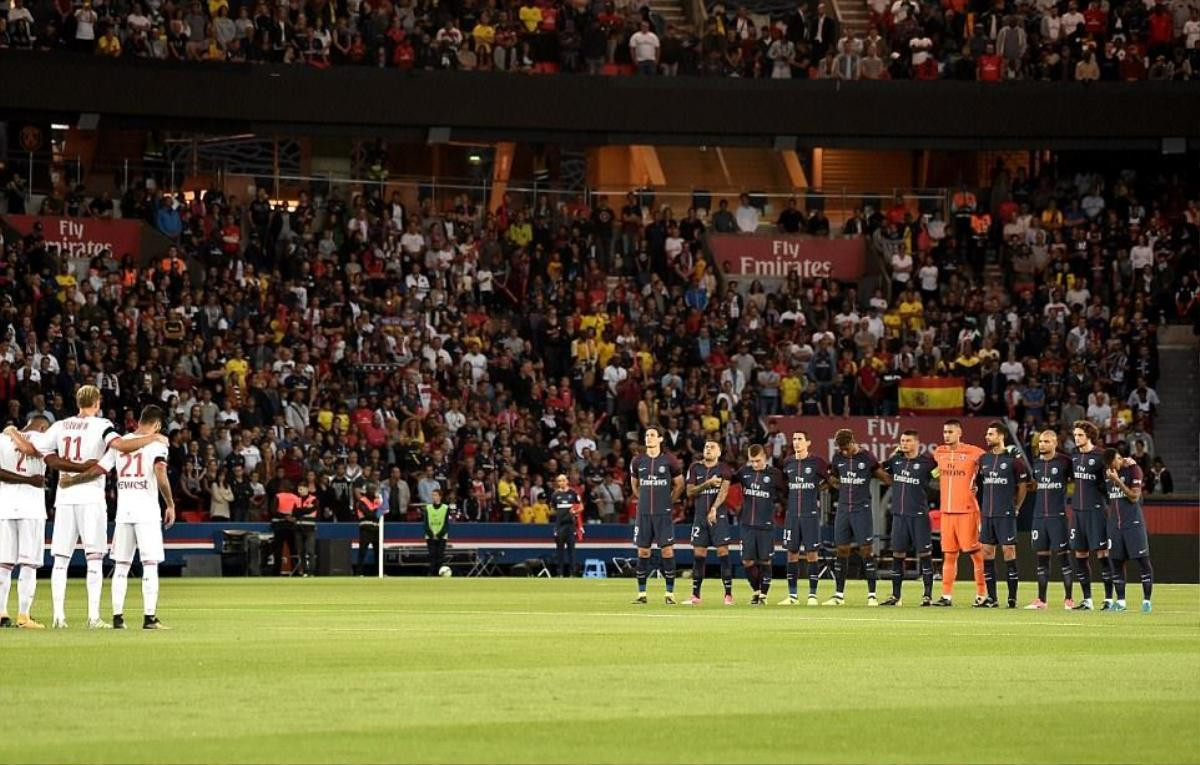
left=980, top=515, right=1017, bottom=546
left=1032, top=515, right=1069, bottom=553
left=690, top=516, right=733, bottom=549
left=783, top=512, right=821, bottom=554
left=1109, top=523, right=1150, bottom=561
left=1071, top=511, right=1109, bottom=551
left=634, top=514, right=675, bottom=549
left=834, top=510, right=874, bottom=547
left=741, top=526, right=775, bottom=563
left=890, top=514, right=931, bottom=555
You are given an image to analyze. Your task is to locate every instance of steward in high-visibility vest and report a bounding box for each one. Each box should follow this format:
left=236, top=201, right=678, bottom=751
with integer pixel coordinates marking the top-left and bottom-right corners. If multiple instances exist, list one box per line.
left=422, top=488, right=450, bottom=576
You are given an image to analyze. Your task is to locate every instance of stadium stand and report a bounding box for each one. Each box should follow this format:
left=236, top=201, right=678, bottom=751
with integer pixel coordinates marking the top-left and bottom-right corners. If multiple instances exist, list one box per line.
left=3, top=0, right=1200, bottom=79
left=2, top=154, right=1197, bottom=525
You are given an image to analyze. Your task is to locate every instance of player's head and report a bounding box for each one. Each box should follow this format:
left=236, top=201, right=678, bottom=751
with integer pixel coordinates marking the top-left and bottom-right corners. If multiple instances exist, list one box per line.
left=899, top=429, right=919, bottom=457
left=25, top=414, right=50, bottom=433
left=1103, top=447, right=1121, bottom=469
left=1037, top=429, right=1058, bottom=457
left=1072, top=420, right=1099, bottom=450
left=942, top=419, right=963, bottom=446
left=791, top=431, right=810, bottom=457
left=554, top=473, right=568, bottom=490
left=76, top=384, right=101, bottom=415
left=139, top=404, right=166, bottom=434
left=748, top=444, right=766, bottom=470
left=985, top=421, right=1008, bottom=449
left=834, top=428, right=856, bottom=456
left=431, top=488, right=442, bottom=503
left=702, top=439, right=721, bottom=464
left=643, top=427, right=661, bottom=451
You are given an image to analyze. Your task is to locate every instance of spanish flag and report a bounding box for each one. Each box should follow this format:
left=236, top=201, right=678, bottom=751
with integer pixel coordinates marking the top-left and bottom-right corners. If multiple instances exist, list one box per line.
left=898, top=377, right=964, bottom=416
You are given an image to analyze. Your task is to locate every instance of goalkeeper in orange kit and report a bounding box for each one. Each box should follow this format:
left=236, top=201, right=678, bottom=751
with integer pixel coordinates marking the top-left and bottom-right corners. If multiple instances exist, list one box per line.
left=931, top=419, right=987, bottom=607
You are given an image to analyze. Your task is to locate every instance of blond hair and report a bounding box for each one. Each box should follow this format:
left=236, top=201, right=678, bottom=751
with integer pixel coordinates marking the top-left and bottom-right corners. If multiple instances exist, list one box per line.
left=76, top=385, right=101, bottom=410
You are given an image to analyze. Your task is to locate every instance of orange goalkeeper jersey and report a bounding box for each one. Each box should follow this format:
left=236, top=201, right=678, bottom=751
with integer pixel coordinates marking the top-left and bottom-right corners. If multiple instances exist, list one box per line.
left=932, top=443, right=985, bottom=514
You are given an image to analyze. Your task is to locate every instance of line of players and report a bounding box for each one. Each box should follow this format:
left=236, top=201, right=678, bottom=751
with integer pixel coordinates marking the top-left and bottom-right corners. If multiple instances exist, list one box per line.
left=627, top=419, right=1154, bottom=612
left=0, top=386, right=174, bottom=630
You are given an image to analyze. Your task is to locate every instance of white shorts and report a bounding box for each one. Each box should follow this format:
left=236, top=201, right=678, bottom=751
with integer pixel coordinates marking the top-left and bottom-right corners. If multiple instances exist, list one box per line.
left=1, top=519, right=47, bottom=567
left=0, top=519, right=15, bottom=565
left=51, top=503, right=109, bottom=558
left=112, top=521, right=165, bottom=564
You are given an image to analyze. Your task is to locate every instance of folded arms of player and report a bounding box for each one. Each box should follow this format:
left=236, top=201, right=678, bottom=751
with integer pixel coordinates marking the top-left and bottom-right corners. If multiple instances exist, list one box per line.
left=0, top=468, right=44, bottom=488
left=58, top=462, right=108, bottom=489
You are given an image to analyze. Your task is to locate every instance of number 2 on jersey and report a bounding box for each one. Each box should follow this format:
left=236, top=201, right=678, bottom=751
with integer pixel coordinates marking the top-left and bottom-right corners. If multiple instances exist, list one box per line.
left=120, top=453, right=145, bottom=478
left=62, top=436, right=83, bottom=461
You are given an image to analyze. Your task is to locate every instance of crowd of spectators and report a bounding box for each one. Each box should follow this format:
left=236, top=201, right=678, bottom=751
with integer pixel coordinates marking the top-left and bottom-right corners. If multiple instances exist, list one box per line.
left=0, top=156, right=1196, bottom=532
left=3, top=0, right=1200, bottom=80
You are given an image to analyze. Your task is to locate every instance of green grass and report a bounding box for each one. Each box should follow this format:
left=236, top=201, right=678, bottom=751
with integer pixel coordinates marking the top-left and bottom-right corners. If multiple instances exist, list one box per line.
left=3, top=577, right=1199, bottom=764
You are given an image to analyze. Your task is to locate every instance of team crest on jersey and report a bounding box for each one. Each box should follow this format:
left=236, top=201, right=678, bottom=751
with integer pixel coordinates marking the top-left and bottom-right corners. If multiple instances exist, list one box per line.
left=805, top=467, right=812, bottom=474
left=857, top=463, right=864, bottom=469
left=658, top=466, right=665, bottom=474
left=1051, top=467, right=1059, bottom=475
left=764, top=476, right=770, bottom=484
left=1088, top=459, right=1096, bottom=466
left=1001, top=462, right=1008, bottom=469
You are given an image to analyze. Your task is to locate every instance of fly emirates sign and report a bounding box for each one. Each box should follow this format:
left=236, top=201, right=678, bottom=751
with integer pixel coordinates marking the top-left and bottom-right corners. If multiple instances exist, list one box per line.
left=707, top=233, right=866, bottom=280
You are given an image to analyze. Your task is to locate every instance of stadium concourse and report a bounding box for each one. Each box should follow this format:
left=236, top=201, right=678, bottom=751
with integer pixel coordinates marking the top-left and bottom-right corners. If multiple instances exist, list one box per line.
left=3, top=0, right=1200, bottom=80
left=0, top=158, right=1196, bottom=534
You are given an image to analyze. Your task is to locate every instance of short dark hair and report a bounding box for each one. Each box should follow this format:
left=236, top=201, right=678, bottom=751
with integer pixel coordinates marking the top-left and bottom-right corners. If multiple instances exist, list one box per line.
left=1103, top=447, right=1120, bottom=467
left=986, top=421, right=1008, bottom=443
left=747, top=444, right=765, bottom=459
left=26, top=414, right=49, bottom=427
left=901, top=429, right=920, bottom=438
left=139, top=405, right=165, bottom=427
left=791, top=430, right=810, bottom=440
left=644, top=426, right=661, bottom=438
left=943, top=418, right=963, bottom=429
left=834, top=429, right=855, bottom=448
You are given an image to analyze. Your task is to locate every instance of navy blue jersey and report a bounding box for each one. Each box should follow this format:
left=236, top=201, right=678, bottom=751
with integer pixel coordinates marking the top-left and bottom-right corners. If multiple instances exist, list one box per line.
left=977, top=451, right=1030, bottom=517
left=1071, top=449, right=1106, bottom=513
left=883, top=453, right=937, bottom=516
left=550, top=489, right=581, bottom=528
left=687, top=461, right=733, bottom=518
left=782, top=455, right=830, bottom=518
left=1030, top=454, right=1072, bottom=518
left=830, top=449, right=880, bottom=514
left=629, top=452, right=682, bottom=517
left=731, top=465, right=785, bottom=528
left=1106, top=464, right=1145, bottom=529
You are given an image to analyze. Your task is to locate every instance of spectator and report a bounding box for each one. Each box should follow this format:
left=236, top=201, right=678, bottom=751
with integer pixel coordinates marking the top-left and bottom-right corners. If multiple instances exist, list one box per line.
left=629, top=20, right=659, bottom=76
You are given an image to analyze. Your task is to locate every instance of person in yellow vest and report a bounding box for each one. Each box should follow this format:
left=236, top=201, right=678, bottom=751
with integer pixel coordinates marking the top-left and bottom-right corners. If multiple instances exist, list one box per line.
left=423, top=488, right=450, bottom=576
left=355, top=482, right=383, bottom=576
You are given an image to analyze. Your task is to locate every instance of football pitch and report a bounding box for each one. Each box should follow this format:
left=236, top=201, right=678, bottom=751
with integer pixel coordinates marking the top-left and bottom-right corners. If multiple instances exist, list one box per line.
left=4, top=578, right=1199, bottom=765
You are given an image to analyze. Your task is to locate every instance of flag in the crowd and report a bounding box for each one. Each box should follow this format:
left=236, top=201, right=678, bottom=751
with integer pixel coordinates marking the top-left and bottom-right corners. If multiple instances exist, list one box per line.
left=898, top=377, right=965, bottom=416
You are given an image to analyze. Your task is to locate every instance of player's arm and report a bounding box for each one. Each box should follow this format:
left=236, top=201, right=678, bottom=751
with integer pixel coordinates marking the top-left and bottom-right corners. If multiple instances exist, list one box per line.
left=671, top=474, right=684, bottom=504
left=0, top=468, right=44, bottom=488
left=45, top=455, right=99, bottom=473
left=1015, top=459, right=1031, bottom=509
left=873, top=465, right=893, bottom=485
left=155, top=460, right=176, bottom=529
left=2, top=426, right=38, bottom=456
left=110, top=431, right=168, bottom=453
left=1106, top=467, right=1141, bottom=502
left=58, top=462, right=107, bottom=489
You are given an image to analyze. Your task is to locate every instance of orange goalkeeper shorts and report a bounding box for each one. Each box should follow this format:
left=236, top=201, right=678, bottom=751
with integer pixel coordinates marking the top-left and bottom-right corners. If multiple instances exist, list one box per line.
left=940, top=511, right=980, bottom=553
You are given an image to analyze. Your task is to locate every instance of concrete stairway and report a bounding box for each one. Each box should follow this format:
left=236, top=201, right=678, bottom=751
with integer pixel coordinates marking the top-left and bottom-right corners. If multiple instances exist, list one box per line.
left=1152, top=326, right=1199, bottom=496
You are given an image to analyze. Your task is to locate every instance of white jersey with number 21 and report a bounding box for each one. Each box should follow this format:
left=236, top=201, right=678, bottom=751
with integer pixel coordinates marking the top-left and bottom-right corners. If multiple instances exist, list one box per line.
left=99, top=439, right=170, bottom=524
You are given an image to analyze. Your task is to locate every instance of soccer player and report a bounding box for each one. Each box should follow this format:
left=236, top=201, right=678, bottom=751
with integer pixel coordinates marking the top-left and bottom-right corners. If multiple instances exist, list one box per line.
left=779, top=431, right=829, bottom=606
left=729, top=444, right=785, bottom=605
left=58, top=405, right=174, bottom=629
left=1070, top=421, right=1112, bottom=611
left=1026, top=429, right=1076, bottom=609
left=976, top=422, right=1031, bottom=608
left=825, top=429, right=892, bottom=606
left=550, top=474, right=582, bottom=578
left=880, top=430, right=937, bottom=607
left=629, top=427, right=684, bottom=605
left=684, top=440, right=733, bottom=605
left=0, top=416, right=54, bottom=628
left=1102, top=448, right=1154, bottom=613
left=930, top=419, right=987, bottom=607
left=5, top=385, right=166, bottom=628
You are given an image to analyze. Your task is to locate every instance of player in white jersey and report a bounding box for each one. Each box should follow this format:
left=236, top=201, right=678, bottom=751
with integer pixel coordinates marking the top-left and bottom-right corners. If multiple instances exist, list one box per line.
left=5, top=385, right=167, bottom=629
left=60, top=405, right=175, bottom=629
left=0, top=416, right=57, bottom=628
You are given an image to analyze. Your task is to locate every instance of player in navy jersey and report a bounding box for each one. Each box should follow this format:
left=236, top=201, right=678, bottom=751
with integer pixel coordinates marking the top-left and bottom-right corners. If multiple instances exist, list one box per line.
left=824, top=429, right=892, bottom=606
left=1026, top=430, right=1076, bottom=610
left=779, top=431, right=830, bottom=606
left=684, top=440, right=734, bottom=605
left=976, top=422, right=1031, bottom=608
left=549, top=475, right=582, bottom=578
left=1070, top=421, right=1112, bottom=610
left=629, top=427, right=684, bottom=605
left=730, top=445, right=786, bottom=605
left=1103, top=449, right=1154, bottom=613
left=880, top=430, right=937, bottom=607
